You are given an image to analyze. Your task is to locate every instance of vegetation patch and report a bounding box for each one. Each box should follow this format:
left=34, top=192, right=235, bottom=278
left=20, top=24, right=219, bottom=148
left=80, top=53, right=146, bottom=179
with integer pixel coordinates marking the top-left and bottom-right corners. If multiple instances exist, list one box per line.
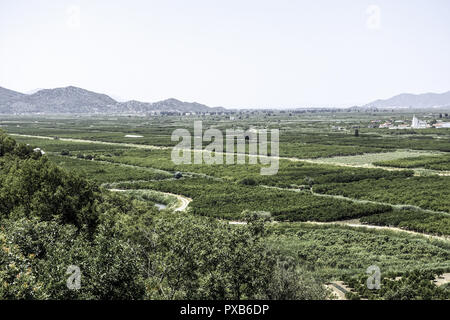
left=313, top=176, right=450, bottom=213
left=360, top=209, right=450, bottom=236
left=374, top=154, right=450, bottom=170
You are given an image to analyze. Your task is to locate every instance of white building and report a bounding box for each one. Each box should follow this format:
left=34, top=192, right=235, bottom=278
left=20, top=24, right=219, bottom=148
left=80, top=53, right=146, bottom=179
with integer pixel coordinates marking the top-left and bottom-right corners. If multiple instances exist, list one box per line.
left=411, top=115, right=428, bottom=129
left=433, top=122, right=450, bottom=129
left=379, top=122, right=392, bottom=128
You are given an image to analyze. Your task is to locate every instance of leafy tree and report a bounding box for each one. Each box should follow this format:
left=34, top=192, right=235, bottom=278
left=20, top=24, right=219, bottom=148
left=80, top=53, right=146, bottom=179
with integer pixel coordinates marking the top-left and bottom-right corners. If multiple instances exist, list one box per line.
left=1, top=217, right=146, bottom=300
left=0, top=130, right=16, bottom=156
left=0, top=156, right=100, bottom=232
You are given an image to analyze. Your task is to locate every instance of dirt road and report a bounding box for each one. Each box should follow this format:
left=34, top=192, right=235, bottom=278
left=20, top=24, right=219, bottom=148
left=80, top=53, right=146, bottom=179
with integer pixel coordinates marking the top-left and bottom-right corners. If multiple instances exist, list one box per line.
left=108, top=188, right=192, bottom=212
left=304, top=220, right=449, bottom=242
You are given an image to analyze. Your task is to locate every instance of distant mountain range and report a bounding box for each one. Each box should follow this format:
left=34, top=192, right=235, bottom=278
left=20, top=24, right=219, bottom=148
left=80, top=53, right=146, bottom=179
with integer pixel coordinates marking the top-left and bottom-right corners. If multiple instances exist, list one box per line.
left=0, top=86, right=226, bottom=114
left=363, top=91, right=450, bottom=109
left=0, top=87, right=26, bottom=106
left=2, top=85, right=449, bottom=113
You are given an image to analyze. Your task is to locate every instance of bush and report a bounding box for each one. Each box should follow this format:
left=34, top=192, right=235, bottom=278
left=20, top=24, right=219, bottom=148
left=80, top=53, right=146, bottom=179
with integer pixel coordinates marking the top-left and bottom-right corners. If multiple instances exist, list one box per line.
left=0, top=156, right=100, bottom=232
left=240, top=177, right=256, bottom=186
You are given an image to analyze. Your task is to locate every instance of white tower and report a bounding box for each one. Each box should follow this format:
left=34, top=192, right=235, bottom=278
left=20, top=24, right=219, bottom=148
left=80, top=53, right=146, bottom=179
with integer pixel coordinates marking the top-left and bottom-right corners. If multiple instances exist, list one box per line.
left=412, top=115, right=419, bottom=128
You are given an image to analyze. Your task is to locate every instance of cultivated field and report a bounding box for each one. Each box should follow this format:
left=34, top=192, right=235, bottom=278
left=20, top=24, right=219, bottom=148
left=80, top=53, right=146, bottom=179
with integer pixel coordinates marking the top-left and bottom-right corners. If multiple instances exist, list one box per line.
left=1, top=110, right=449, bottom=300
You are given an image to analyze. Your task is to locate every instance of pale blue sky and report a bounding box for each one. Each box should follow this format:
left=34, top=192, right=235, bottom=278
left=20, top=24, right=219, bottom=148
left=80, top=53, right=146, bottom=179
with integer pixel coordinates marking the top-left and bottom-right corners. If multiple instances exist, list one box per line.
left=1, top=0, right=449, bottom=108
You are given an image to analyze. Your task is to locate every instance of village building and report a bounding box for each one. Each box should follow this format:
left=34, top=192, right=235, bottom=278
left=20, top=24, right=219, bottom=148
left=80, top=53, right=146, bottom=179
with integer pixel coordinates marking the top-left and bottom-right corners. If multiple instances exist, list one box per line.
left=433, top=121, right=450, bottom=128
left=379, top=122, right=392, bottom=128
left=411, top=115, right=428, bottom=129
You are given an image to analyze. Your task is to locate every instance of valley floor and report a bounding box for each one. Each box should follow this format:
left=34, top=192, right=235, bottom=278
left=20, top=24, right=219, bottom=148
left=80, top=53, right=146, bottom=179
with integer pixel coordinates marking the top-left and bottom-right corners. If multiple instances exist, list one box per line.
left=2, top=113, right=450, bottom=299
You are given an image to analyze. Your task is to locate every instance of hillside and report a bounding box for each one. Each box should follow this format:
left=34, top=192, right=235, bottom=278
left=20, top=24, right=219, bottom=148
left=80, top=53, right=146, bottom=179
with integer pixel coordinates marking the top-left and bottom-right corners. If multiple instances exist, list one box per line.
left=0, top=86, right=225, bottom=114
left=364, top=91, right=450, bottom=109
left=0, top=86, right=25, bottom=105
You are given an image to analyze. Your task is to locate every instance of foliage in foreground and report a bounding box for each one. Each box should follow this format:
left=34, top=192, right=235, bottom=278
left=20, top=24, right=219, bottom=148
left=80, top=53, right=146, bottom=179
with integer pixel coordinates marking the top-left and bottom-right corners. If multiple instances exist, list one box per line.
left=343, top=270, right=450, bottom=300
left=0, top=131, right=327, bottom=299
left=0, top=210, right=328, bottom=300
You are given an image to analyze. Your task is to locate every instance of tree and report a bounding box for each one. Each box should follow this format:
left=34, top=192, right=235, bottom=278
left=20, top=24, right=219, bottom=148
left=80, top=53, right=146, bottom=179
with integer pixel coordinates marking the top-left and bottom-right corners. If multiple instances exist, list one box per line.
left=0, top=217, right=146, bottom=300
left=0, top=156, right=100, bottom=232
left=0, top=130, right=16, bottom=156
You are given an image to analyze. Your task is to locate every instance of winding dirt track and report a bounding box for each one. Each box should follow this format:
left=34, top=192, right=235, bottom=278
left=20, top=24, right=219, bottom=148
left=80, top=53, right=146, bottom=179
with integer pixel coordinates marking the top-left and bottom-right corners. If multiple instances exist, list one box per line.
left=172, top=193, right=192, bottom=212
left=303, top=221, right=449, bottom=242
left=108, top=188, right=192, bottom=212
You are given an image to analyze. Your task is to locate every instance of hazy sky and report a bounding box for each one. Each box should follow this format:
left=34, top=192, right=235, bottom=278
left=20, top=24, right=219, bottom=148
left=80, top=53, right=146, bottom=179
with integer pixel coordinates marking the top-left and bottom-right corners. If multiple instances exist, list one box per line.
left=1, top=0, right=449, bottom=108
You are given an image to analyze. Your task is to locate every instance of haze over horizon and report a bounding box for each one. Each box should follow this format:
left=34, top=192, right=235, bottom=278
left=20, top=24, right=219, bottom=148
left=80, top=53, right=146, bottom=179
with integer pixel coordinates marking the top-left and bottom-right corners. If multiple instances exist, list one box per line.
left=1, top=0, right=449, bottom=109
